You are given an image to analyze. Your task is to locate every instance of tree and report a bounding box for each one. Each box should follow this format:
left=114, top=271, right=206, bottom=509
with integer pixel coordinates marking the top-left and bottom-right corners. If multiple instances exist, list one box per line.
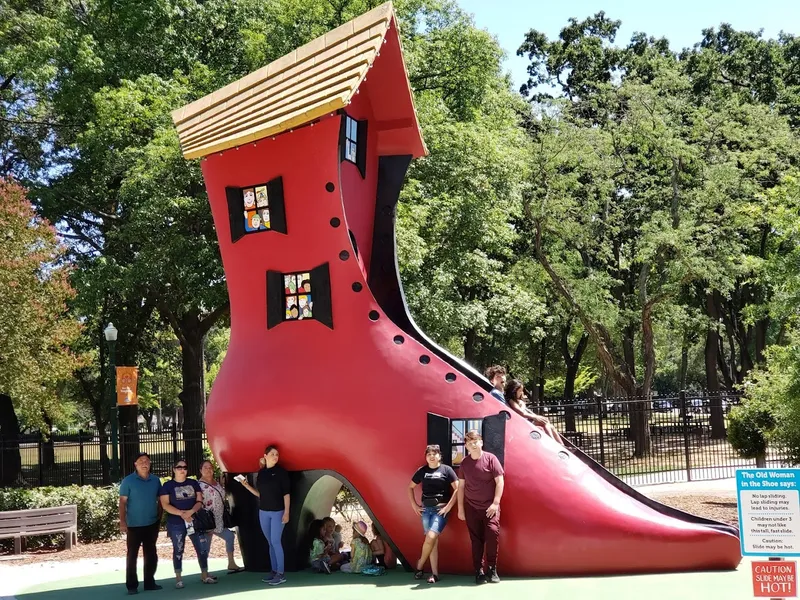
left=0, top=178, right=81, bottom=483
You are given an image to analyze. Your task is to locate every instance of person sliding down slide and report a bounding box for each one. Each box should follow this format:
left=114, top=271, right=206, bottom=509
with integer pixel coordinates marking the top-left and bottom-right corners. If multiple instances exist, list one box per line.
left=504, top=379, right=564, bottom=444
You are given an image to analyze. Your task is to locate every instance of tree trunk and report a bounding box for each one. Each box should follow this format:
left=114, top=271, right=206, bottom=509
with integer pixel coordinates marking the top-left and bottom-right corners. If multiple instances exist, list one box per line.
left=704, top=294, right=726, bottom=439
left=562, top=327, right=588, bottom=433
left=41, top=413, right=55, bottom=470
left=529, top=338, right=541, bottom=408
left=464, top=327, right=478, bottom=367
left=537, top=337, right=546, bottom=410
left=119, top=405, right=140, bottom=474
left=0, top=394, right=22, bottom=486
left=679, top=333, right=689, bottom=391
left=158, top=302, right=229, bottom=472
left=180, top=324, right=206, bottom=470
left=90, top=402, right=111, bottom=486
left=754, top=317, right=769, bottom=365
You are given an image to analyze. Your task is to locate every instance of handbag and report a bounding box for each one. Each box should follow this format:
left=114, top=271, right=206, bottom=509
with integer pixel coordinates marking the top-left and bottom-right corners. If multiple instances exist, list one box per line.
left=207, top=482, right=235, bottom=529
left=192, top=508, right=216, bottom=533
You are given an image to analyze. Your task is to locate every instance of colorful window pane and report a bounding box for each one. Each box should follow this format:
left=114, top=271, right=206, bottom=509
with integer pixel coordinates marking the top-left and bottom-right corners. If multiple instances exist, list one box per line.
left=345, top=116, right=358, bottom=164
left=283, top=272, right=313, bottom=321
left=242, top=184, right=270, bottom=233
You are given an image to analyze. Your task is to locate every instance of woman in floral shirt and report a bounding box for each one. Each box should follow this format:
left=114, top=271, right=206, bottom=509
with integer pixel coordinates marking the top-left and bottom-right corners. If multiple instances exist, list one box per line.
left=198, top=460, right=244, bottom=573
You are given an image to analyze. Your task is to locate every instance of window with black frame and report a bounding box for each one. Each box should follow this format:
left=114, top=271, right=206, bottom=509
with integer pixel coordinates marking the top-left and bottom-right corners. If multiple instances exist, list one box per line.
left=344, top=115, right=358, bottom=164
left=266, top=264, right=333, bottom=330
left=450, top=419, right=483, bottom=467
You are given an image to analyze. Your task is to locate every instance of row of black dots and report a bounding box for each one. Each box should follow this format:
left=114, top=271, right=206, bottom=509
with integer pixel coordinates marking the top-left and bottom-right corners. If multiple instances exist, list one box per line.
left=327, top=180, right=465, bottom=387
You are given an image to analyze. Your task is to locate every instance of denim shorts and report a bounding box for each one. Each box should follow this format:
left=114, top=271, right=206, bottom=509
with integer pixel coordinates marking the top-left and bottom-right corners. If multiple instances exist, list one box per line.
left=421, top=506, right=447, bottom=535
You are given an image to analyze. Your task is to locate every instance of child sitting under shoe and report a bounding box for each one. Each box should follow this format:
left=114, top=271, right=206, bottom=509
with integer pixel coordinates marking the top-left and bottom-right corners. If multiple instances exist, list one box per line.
left=369, top=523, right=396, bottom=568
left=308, top=519, right=338, bottom=574
left=340, top=521, right=373, bottom=573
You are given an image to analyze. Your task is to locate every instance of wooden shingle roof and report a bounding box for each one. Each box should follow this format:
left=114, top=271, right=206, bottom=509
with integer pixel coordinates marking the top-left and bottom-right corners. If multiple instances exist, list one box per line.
left=172, top=2, right=402, bottom=159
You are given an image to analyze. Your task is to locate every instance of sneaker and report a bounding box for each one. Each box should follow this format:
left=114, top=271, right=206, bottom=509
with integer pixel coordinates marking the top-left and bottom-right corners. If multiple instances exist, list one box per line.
left=488, top=566, right=500, bottom=583
left=475, top=570, right=486, bottom=585
left=143, top=583, right=163, bottom=591
left=268, top=573, right=287, bottom=586
left=322, top=561, right=332, bottom=574
left=261, top=571, right=277, bottom=583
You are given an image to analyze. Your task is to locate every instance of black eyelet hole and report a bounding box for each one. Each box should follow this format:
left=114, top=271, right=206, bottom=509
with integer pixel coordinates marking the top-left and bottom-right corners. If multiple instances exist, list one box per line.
left=472, top=392, right=484, bottom=403
left=369, top=310, right=379, bottom=321
left=558, top=451, right=569, bottom=460
left=445, top=373, right=456, bottom=383
left=339, top=250, right=350, bottom=261
left=352, top=282, right=362, bottom=292
left=326, top=182, right=335, bottom=192
left=419, top=355, right=430, bottom=365
left=393, top=335, right=404, bottom=345
left=330, top=217, right=340, bottom=228
left=501, top=410, right=511, bottom=421
left=530, top=431, right=542, bottom=440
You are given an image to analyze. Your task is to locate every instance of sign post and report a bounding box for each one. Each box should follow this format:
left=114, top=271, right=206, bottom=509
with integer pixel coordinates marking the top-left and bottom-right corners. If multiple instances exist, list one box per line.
left=737, top=469, right=800, bottom=599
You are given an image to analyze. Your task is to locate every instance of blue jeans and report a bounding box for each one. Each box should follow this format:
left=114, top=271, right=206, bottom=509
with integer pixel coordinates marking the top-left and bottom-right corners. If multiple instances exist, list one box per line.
left=167, top=526, right=209, bottom=573
left=258, top=510, right=286, bottom=573
left=211, top=527, right=237, bottom=554
left=421, top=506, right=448, bottom=535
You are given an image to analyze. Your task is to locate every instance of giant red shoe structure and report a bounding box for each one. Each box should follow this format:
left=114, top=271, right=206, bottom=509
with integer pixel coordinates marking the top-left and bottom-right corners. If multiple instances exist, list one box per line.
left=172, top=2, right=741, bottom=576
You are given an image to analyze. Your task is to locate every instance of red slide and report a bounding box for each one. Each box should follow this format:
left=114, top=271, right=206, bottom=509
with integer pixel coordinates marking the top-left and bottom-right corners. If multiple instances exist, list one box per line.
left=172, top=2, right=742, bottom=576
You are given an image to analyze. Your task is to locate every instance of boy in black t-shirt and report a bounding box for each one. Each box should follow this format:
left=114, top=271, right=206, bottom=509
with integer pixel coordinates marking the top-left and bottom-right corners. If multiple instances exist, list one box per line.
left=407, top=444, right=459, bottom=583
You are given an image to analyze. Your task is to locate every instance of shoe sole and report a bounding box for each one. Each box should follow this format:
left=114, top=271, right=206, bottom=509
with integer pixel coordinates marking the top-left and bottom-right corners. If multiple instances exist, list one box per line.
left=269, top=579, right=286, bottom=586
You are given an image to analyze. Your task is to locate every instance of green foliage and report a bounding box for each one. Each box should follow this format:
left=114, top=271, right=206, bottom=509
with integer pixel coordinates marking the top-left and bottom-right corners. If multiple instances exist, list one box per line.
left=0, top=485, right=119, bottom=547
left=744, top=331, right=800, bottom=463
left=728, top=400, right=775, bottom=459
left=0, top=179, right=83, bottom=428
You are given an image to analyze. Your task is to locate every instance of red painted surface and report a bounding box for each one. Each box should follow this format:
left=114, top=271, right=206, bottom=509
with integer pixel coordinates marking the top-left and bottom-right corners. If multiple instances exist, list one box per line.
left=195, top=19, right=742, bottom=577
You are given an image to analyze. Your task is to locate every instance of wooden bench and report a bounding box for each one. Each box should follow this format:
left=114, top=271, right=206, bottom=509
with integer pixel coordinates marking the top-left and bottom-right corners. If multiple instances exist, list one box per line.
left=0, top=505, right=78, bottom=554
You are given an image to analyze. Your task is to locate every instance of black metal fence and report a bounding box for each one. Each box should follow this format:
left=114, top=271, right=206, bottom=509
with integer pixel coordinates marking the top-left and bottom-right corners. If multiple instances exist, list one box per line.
left=0, top=392, right=790, bottom=488
left=539, top=391, right=789, bottom=485
left=1, top=426, right=207, bottom=487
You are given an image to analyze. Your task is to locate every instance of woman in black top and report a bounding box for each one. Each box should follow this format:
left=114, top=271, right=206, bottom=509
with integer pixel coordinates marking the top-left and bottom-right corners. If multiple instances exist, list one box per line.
left=241, top=445, right=291, bottom=586
left=407, top=444, right=458, bottom=583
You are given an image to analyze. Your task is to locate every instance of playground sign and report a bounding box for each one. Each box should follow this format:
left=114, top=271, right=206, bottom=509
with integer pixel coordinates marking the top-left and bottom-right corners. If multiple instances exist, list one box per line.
left=751, top=561, right=797, bottom=597
left=737, top=469, right=800, bottom=557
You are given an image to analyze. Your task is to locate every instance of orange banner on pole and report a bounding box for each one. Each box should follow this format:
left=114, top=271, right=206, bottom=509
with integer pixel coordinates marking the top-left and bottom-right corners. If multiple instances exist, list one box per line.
left=116, top=367, right=139, bottom=406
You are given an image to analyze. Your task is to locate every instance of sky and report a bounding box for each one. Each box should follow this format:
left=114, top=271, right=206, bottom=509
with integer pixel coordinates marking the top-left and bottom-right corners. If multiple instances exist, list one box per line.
left=456, top=0, right=800, bottom=90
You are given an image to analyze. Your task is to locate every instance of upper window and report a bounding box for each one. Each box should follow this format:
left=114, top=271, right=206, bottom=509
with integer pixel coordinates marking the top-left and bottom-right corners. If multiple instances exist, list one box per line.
left=242, top=183, right=271, bottom=233
left=283, top=272, right=313, bottom=320
left=344, top=116, right=358, bottom=164
left=340, top=113, right=367, bottom=179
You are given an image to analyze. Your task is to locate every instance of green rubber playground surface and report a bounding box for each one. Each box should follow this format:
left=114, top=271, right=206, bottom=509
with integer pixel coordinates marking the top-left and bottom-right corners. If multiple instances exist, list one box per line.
left=16, top=558, right=758, bottom=599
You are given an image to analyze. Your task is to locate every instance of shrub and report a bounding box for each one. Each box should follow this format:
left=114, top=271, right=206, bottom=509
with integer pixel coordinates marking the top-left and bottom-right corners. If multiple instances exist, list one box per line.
left=0, top=485, right=119, bottom=549
left=728, top=400, right=775, bottom=460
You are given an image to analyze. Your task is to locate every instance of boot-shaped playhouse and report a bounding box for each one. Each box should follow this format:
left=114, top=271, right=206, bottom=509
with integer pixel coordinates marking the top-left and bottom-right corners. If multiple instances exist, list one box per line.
left=172, top=2, right=741, bottom=576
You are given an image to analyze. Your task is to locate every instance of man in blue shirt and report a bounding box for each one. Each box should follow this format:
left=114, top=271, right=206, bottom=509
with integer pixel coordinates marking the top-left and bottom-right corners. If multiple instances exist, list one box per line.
left=119, top=452, right=163, bottom=595
left=485, top=366, right=507, bottom=405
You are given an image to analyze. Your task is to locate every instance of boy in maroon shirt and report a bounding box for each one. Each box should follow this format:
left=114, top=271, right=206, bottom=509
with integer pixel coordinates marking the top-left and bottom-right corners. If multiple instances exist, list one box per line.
left=456, top=430, right=504, bottom=584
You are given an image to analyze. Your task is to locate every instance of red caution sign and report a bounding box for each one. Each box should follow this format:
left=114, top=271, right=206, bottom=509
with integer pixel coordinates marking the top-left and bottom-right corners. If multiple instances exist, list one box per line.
left=753, top=561, right=797, bottom=598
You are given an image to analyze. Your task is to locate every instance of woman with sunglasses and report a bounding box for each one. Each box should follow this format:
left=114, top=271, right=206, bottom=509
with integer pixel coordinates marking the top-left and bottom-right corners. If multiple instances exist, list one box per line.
left=159, top=459, right=216, bottom=588
left=407, top=444, right=458, bottom=583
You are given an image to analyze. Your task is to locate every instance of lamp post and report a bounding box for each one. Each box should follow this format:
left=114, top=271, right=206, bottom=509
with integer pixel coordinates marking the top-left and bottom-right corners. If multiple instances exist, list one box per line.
left=104, top=322, right=119, bottom=482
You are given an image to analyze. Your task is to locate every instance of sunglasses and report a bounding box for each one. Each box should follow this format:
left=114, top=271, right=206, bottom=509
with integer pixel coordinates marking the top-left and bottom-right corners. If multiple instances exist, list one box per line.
left=175, top=465, right=188, bottom=470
